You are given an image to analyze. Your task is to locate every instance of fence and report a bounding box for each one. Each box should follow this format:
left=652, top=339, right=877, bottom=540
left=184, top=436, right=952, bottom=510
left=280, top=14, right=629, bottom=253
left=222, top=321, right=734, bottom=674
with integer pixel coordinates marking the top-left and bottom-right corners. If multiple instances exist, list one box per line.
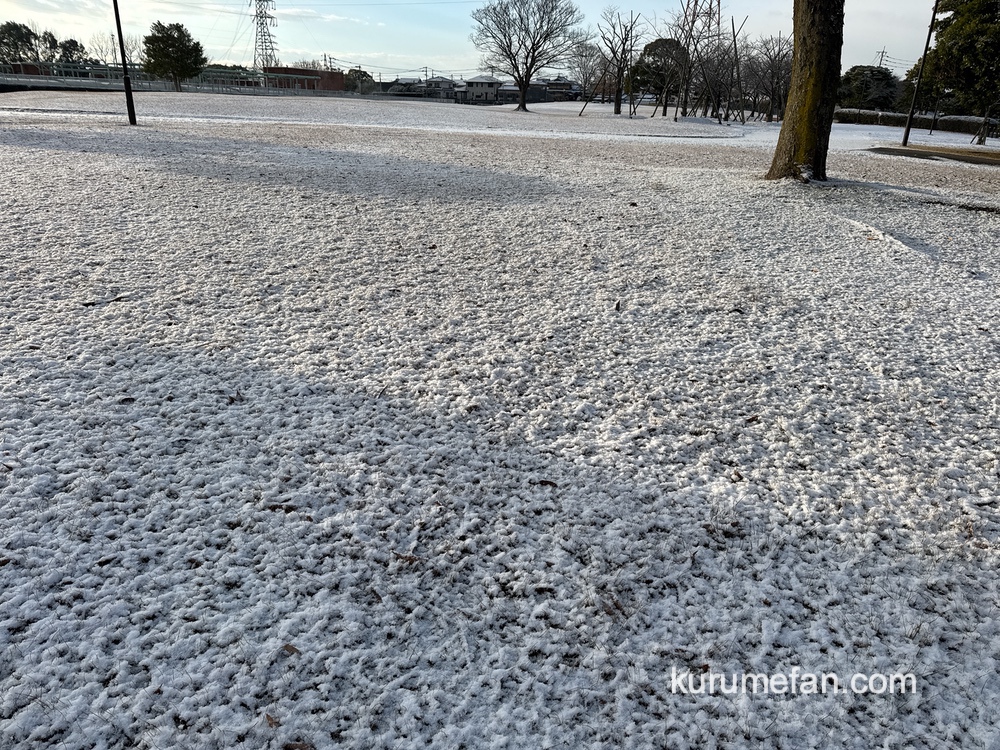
left=0, top=62, right=335, bottom=97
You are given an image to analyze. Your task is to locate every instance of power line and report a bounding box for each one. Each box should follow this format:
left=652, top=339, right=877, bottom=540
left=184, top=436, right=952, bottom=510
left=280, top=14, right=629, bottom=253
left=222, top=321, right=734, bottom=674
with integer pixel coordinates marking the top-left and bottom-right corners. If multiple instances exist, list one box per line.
left=156, top=1, right=249, bottom=16
left=219, top=10, right=254, bottom=60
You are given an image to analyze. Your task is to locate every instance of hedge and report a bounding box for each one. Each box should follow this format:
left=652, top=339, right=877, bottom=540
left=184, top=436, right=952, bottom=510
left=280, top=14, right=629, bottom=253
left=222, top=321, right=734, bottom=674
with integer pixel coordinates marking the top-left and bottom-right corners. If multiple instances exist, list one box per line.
left=833, top=108, right=998, bottom=138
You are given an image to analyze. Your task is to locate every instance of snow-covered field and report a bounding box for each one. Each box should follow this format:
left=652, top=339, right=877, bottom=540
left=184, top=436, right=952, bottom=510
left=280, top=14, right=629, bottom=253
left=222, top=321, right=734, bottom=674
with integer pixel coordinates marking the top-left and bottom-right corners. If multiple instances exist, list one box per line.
left=1, top=91, right=999, bottom=749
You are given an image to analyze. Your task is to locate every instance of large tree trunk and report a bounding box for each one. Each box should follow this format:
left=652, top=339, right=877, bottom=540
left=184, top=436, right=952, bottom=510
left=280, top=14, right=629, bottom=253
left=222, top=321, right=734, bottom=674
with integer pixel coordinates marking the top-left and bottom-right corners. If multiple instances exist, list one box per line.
left=517, top=81, right=528, bottom=111
left=766, top=0, right=845, bottom=181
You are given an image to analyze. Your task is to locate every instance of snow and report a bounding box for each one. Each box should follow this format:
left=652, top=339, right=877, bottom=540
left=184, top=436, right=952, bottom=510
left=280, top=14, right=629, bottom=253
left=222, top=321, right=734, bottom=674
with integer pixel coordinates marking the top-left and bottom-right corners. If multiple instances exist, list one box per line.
left=1, top=91, right=1000, bottom=749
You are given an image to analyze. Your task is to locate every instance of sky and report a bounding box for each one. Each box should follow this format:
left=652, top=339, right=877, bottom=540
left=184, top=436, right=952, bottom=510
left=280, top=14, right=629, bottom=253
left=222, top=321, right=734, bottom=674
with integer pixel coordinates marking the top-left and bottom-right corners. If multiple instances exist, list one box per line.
left=0, top=0, right=934, bottom=80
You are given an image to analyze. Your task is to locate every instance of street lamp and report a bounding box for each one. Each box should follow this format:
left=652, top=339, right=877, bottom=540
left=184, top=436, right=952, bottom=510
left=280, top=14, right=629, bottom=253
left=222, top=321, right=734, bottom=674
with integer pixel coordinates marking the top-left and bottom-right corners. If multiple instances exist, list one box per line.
left=112, top=0, right=137, bottom=125
left=902, top=0, right=940, bottom=147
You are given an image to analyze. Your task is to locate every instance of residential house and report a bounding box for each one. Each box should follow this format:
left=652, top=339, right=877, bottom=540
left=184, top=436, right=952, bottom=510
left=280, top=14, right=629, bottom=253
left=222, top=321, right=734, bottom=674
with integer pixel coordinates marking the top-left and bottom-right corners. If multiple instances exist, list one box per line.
left=425, top=76, right=455, bottom=99
left=457, top=74, right=501, bottom=103
left=540, top=76, right=581, bottom=101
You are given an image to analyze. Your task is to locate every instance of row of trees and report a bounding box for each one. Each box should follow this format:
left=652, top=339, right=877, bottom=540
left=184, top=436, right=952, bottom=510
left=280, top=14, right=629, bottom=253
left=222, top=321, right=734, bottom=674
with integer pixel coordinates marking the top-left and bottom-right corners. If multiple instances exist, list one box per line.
left=473, top=1, right=795, bottom=122
left=0, top=21, right=94, bottom=65
left=471, top=0, right=996, bottom=180
left=469, top=0, right=842, bottom=179
left=0, top=19, right=209, bottom=93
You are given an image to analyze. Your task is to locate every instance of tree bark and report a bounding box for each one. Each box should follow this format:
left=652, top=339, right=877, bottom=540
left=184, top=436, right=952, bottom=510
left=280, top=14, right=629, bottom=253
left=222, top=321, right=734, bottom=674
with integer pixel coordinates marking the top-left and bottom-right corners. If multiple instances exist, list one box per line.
left=766, top=0, right=845, bottom=181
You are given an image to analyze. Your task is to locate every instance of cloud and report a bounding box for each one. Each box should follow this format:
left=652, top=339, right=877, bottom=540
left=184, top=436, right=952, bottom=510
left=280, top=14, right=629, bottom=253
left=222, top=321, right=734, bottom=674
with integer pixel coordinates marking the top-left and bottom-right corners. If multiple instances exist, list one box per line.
left=6, top=0, right=105, bottom=24
left=273, top=8, right=366, bottom=25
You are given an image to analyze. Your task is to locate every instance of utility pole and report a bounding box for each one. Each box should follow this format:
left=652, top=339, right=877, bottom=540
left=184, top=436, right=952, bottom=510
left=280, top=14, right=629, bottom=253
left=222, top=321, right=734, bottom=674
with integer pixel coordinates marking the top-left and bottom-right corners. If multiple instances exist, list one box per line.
left=877, top=47, right=886, bottom=67
left=111, top=0, right=136, bottom=125
left=903, top=0, right=940, bottom=146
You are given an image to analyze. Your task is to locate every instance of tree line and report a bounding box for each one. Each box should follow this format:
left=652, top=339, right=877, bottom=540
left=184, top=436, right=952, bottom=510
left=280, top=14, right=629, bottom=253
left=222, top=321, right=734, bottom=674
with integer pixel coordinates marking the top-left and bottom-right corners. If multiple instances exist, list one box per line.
left=477, top=0, right=998, bottom=122
left=471, top=0, right=997, bottom=178
left=0, top=19, right=208, bottom=92
left=0, top=21, right=98, bottom=65
left=471, top=1, right=797, bottom=120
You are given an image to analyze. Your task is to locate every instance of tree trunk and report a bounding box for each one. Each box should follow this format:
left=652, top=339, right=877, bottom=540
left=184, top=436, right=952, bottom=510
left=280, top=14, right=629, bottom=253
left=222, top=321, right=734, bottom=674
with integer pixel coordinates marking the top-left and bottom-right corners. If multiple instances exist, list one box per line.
left=517, top=82, right=528, bottom=111
left=172, top=73, right=181, bottom=92
left=766, top=0, right=845, bottom=181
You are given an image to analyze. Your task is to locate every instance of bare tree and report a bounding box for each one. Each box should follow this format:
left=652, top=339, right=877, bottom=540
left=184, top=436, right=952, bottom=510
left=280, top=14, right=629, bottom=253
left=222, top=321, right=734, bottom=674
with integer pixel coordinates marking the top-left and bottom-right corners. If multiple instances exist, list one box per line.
left=86, top=31, right=143, bottom=67
left=745, top=34, right=792, bottom=121
left=664, top=4, right=721, bottom=119
left=689, top=35, right=733, bottom=120
left=766, top=0, right=845, bottom=181
left=471, top=0, right=585, bottom=111
left=567, top=39, right=603, bottom=99
left=123, top=34, right=145, bottom=67
left=599, top=6, right=644, bottom=115
left=89, top=31, right=118, bottom=64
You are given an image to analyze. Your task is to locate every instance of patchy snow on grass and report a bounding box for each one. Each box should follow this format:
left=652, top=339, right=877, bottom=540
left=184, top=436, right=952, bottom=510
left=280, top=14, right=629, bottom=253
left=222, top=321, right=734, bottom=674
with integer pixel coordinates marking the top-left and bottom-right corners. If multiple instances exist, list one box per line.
left=1, top=91, right=1000, bottom=749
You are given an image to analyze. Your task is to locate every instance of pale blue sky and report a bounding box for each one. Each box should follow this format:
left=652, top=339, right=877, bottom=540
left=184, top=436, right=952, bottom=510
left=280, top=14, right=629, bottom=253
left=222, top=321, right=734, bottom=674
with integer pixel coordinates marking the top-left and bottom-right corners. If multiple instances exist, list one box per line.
left=0, top=0, right=933, bottom=79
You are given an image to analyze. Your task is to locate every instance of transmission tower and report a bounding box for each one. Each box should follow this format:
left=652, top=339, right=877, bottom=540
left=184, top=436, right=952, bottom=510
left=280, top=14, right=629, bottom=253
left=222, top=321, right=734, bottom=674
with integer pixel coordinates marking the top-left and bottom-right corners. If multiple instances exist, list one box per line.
left=252, top=0, right=278, bottom=70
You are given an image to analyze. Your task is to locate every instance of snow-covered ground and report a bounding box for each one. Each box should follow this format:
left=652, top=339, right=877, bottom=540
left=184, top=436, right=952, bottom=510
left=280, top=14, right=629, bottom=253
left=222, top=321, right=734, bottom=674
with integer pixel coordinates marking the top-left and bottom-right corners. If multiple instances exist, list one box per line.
left=1, top=91, right=999, bottom=749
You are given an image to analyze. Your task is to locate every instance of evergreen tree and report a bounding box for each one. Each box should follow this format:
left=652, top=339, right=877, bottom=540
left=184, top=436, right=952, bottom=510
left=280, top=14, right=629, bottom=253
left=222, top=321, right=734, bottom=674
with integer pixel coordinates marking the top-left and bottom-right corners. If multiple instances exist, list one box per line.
left=345, top=67, right=376, bottom=94
left=39, top=31, right=59, bottom=62
left=934, top=0, right=1000, bottom=116
left=838, top=65, right=900, bottom=111
left=143, top=22, right=207, bottom=92
left=0, top=21, right=37, bottom=63
left=629, top=38, right=688, bottom=105
left=57, top=39, right=89, bottom=64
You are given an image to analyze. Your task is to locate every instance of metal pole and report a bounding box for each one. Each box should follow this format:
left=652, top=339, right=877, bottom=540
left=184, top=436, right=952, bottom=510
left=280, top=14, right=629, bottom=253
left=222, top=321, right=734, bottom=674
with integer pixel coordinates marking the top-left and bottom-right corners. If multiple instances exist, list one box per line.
left=902, top=0, right=939, bottom=146
left=112, top=0, right=137, bottom=125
